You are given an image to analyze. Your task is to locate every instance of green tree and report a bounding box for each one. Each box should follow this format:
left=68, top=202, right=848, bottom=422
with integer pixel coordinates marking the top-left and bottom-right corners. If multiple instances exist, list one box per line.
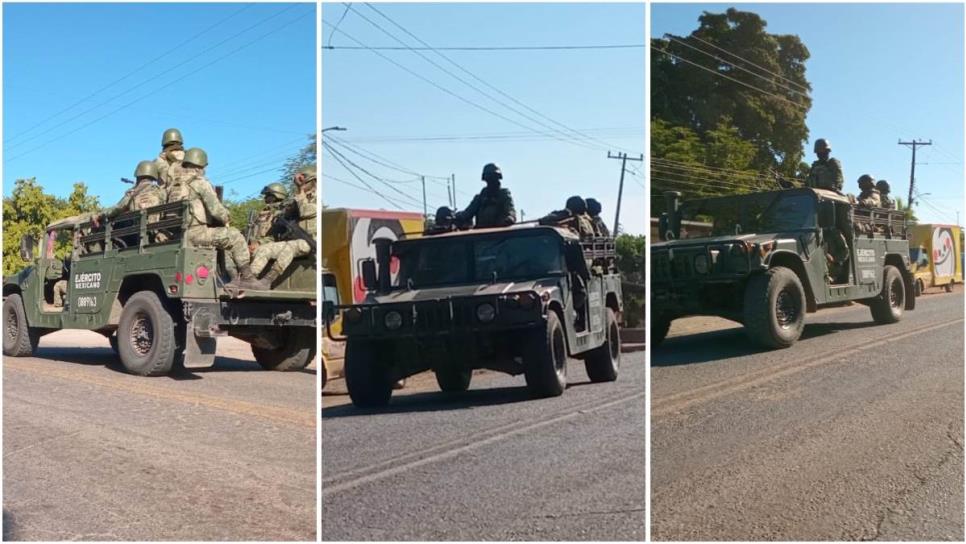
left=616, top=234, right=645, bottom=327
left=280, top=133, right=317, bottom=192
left=652, top=8, right=812, bottom=177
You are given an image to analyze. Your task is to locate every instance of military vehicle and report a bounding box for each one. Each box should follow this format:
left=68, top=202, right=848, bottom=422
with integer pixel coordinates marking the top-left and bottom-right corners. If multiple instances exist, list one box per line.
left=652, top=188, right=915, bottom=349
left=3, top=201, right=316, bottom=376
left=332, top=225, right=623, bottom=407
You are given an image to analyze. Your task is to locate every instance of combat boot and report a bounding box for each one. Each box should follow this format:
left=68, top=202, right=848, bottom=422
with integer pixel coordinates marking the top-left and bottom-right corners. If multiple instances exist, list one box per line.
left=249, top=268, right=281, bottom=291
left=226, top=265, right=264, bottom=290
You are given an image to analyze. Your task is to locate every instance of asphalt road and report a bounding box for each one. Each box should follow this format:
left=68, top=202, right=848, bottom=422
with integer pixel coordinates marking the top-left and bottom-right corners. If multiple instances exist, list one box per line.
left=651, top=291, right=964, bottom=541
left=321, top=352, right=645, bottom=541
left=3, top=330, right=316, bottom=541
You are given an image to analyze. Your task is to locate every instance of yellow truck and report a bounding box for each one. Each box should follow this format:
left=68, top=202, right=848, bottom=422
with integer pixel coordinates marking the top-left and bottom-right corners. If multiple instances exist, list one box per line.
left=321, top=208, right=425, bottom=390
left=909, top=224, right=963, bottom=295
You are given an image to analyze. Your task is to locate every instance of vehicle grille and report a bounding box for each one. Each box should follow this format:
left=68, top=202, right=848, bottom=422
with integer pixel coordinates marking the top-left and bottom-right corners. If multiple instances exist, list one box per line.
left=413, top=301, right=453, bottom=332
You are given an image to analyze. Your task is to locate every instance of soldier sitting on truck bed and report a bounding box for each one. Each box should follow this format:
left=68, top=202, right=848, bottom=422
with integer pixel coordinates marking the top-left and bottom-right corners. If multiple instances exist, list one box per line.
left=248, top=183, right=288, bottom=255
left=538, top=196, right=596, bottom=239
left=248, top=164, right=318, bottom=290
left=94, top=160, right=167, bottom=243
left=856, top=174, right=881, bottom=208
left=165, top=147, right=258, bottom=287
left=586, top=198, right=610, bottom=237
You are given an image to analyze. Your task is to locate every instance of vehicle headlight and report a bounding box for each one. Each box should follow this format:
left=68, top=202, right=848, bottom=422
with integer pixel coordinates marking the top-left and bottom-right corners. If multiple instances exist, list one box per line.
left=384, top=310, right=403, bottom=330
left=694, top=254, right=710, bottom=274
left=476, top=303, right=496, bottom=323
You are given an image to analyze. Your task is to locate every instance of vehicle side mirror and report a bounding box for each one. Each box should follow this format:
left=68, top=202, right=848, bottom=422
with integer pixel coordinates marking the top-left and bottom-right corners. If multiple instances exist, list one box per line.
left=322, top=300, right=336, bottom=322
left=361, top=259, right=377, bottom=291
left=19, top=235, right=35, bottom=262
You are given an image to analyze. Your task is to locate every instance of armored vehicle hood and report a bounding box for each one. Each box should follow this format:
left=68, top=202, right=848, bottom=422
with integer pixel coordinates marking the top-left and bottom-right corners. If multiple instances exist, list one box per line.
left=366, top=279, right=552, bottom=304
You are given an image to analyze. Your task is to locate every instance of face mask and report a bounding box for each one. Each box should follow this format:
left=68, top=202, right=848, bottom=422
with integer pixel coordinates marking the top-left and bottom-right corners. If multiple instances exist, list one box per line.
left=167, top=149, right=185, bottom=162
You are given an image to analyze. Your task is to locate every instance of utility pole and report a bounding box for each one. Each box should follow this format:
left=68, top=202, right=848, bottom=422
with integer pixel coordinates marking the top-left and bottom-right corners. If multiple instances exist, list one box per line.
left=899, top=139, right=932, bottom=207
left=606, top=151, right=644, bottom=235
left=452, top=174, right=457, bottom=208
left=421, top=175, right=427, bottom=217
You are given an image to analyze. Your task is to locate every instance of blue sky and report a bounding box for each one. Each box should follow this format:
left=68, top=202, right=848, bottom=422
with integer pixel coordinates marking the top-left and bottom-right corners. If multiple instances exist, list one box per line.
left=322, top=2, right=646, bottom=234
left=653, top=3, right=965, bottom=226
left=3, top=2, right=316, bottom=204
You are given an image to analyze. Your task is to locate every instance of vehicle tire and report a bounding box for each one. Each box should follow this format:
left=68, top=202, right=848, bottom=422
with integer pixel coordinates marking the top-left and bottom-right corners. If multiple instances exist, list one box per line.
left=870, top=265, right=905, bottom=324
left=320, top=357, right=328, bottom=390
left=584, top=308, right=620, bottom=382
left=944, top=282, right=953, bottom=293
left=3, top=294, right=39, bottom=357
left=743, top=267, right=806, bottom=349
left=523, top=310, right=568, bottom=398
left=252, top=328, right=314, bottom=371
left=435, top=367, right=472, bottom=392
left=652, top=316, right=672, bottom=347
left=117, top=291, right=177, bottom=376
left=916, top=279, right=924, bottom=296
left=345, top=340, right=393, bottom=407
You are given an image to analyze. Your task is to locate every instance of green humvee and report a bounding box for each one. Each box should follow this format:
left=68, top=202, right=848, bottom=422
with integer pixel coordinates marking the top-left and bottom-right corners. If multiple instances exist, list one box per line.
left=652, top=188, right=916, bottom=349
left=3, top=201, right=316, bottom=376
left=332, top=225, right=623, bottom=407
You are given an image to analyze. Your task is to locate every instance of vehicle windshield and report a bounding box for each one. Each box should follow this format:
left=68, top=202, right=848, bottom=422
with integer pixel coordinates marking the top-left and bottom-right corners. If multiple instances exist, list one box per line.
left=681, top=192, right=817, bottom=237
left=394, top=231, right=564, bottom=288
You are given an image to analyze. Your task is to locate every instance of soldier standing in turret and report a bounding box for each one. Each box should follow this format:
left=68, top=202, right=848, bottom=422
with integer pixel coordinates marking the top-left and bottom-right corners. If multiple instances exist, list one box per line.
left=586, top=198, right=610, bottom=237
left=455, top=163, right=516, bottom=229
left=805, top=138, right=844, bottom=192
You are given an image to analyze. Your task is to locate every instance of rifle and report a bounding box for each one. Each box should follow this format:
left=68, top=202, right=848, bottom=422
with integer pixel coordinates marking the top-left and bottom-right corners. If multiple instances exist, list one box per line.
left=121, top=177, right=135, bottom=184
left=270, top=215, right=317, bottom=254
left=244, top=208, right=258, bottom=245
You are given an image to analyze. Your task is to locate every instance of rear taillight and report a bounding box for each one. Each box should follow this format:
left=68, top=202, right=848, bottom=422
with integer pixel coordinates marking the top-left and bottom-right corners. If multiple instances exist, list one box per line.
left=196, top=265, right=209, bottom=279
left=185, top=274, right=194, bottom=284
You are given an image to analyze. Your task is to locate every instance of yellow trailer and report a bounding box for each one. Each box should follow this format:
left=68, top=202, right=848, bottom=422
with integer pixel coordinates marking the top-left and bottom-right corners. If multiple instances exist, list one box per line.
left=909, top=224, right=962, bottom=294
left=321, top=208, right=425, bottom=389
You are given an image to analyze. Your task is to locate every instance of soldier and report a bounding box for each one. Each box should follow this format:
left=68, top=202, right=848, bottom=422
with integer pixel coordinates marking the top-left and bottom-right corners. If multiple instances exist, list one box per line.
left=585, top=198, right=610, bottom=237
left=539, top=196, right=595, bottom=239
left=249, top=183, right=289, bottom=254
left=166, top=147, right=257, bottom=286
left=805, top=138, right=844, bottom=192
left=47, top=258, right=68, bottom=308
left=101, top=161, right=166, bottom=222
left=154, top=128, right=185, bottom=188
left=455, top=163, right=516, bottom=229
left=249, top=164, right=318, bottom=289
left=856, top=174, right=881, bottom=208
left=425, top=206, right=457, bottom=235
left=877, top=180, right=896, bottom=209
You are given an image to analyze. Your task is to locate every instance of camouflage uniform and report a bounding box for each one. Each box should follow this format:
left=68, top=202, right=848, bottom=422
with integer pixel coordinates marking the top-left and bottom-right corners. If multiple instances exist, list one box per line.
left=251, top=166, right=318, bottom=281
left=877, top=181, right=896, bottom=210
left=44, top=259, right=67, bottom=307
left=106, top=181, right=166, bottom=221
left=457, top=187, right=516, bottom=228
left=166, top=166, right=250, bottom=273
left=857, top=188, right=881, bottom=208
left=538, top=209, right=595, bottom=239
left=825, top=228, right=850, bottom=280
left=155, top=128, right=185, bottom=188
left=425, top=206, right=457, bottom=236
left=590, top=216, right=609, bottom=237
left=252, top=201, right=285, bottom=246
left=806, top=158, right=844, bottom=192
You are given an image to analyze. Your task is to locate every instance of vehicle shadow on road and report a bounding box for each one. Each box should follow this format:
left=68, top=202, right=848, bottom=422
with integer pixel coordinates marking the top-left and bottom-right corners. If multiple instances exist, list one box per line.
left=322, top=385, right=538, bottom=418
left=652, top=321, right=884, bottom=367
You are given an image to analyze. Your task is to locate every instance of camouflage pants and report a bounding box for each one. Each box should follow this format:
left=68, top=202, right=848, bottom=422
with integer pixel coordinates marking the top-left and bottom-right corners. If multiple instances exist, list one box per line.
left=251, top=239, right=312, bottom=276
left=53, top=280, right=68, bottom=308
left=187, top=226, right=250, bottom=270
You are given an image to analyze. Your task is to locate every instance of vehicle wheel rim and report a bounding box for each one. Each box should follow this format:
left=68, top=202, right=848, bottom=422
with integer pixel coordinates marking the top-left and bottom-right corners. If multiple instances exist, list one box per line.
left=552, top=327, right=566, bottom=376
left=775, top=289, right=800, bottom=329
left=130, top=312, right=154, bottom=357
left=889, top=278, right=903, bottom=308
left=6, top=306, right=18, bottom=342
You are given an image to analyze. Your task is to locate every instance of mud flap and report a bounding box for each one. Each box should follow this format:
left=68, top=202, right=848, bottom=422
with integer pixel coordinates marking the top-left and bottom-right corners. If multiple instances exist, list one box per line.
left=183, top=330, right=217, bottom=368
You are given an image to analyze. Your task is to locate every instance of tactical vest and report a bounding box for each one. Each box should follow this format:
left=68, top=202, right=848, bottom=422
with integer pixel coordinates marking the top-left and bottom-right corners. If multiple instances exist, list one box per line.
left=165, top=174, right=207, bottom=229
left=296, top=190, right=317, bottom=237
left=131, top=183, right=163, bottom=211
left=255, top=203, right=283, bottom=240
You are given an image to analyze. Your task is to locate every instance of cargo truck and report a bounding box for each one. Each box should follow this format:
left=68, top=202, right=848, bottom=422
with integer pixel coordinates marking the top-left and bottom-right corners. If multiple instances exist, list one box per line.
left=909, top=224, right=962, bottom=295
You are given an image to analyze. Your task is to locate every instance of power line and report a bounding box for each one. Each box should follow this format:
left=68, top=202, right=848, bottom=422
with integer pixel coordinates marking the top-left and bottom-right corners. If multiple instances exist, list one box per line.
left=652, top=46, right=808, bottom=112
left=688, top=34, right=809, bottom=93
left=6, top=7, right=312, bottom=164
left=321, top=142, right=402, bottom=210
left=7, top=5, right=299, bottom=152
left=326, top=135, right=449, bottom=182
left=362, top=2, right=638, bottom=154
left=338, top=6, right=606, bottom=153
left=323, top=141, right=437, bottom=208
left=6, top=4, right=255, bottom=145
left=324, top=44, right=645, bottom=51
left=664, top=35, right=810, bottom=100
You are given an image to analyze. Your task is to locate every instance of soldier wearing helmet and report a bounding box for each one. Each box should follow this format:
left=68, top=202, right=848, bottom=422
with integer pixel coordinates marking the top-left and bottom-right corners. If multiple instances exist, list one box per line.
left=248, top=182, right=289, bottom=253
left=856, top=174, right=881, bottom=208
left=539, top=196, right=595, bottom=239
left=876, top=180, right=896, bottom=209
left=165, top=147, right=257, bottom=288
left=154, top=128, right=185, bottom=188
left=249, top=164, right=318, bottom=290
left=585, top=198, right=610, bottom=237
left=98, top=161, right=167, bottom=229
left=805, top=138, right=844, bottom=192
left=454, top=163, right=516, bottom=229
left=425, top=206, right=457, bottom=235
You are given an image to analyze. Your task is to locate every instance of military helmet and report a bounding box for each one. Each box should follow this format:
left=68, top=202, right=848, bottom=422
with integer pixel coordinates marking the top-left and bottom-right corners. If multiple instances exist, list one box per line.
left=435, top=206, right=455, bottom=222
left=161, top=128, right=183, bottom=147
left=814, top=138, right=831, bottom=153
left=565, top=196, right=587, bottom=214
left=858, top=174, right=875, bottom=189
left=134, top=160, right=159, bottom=180
left=586, top=198, right=602, bottom=215
left=481, top=162, right=502, bottom=180
left=876, top=180, right=891, bottom=193
left=183, top=147, right=208, bottom=168
left=261, top=182, right=287, bottom=201
left=297, top=163, right=317, bottom=182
